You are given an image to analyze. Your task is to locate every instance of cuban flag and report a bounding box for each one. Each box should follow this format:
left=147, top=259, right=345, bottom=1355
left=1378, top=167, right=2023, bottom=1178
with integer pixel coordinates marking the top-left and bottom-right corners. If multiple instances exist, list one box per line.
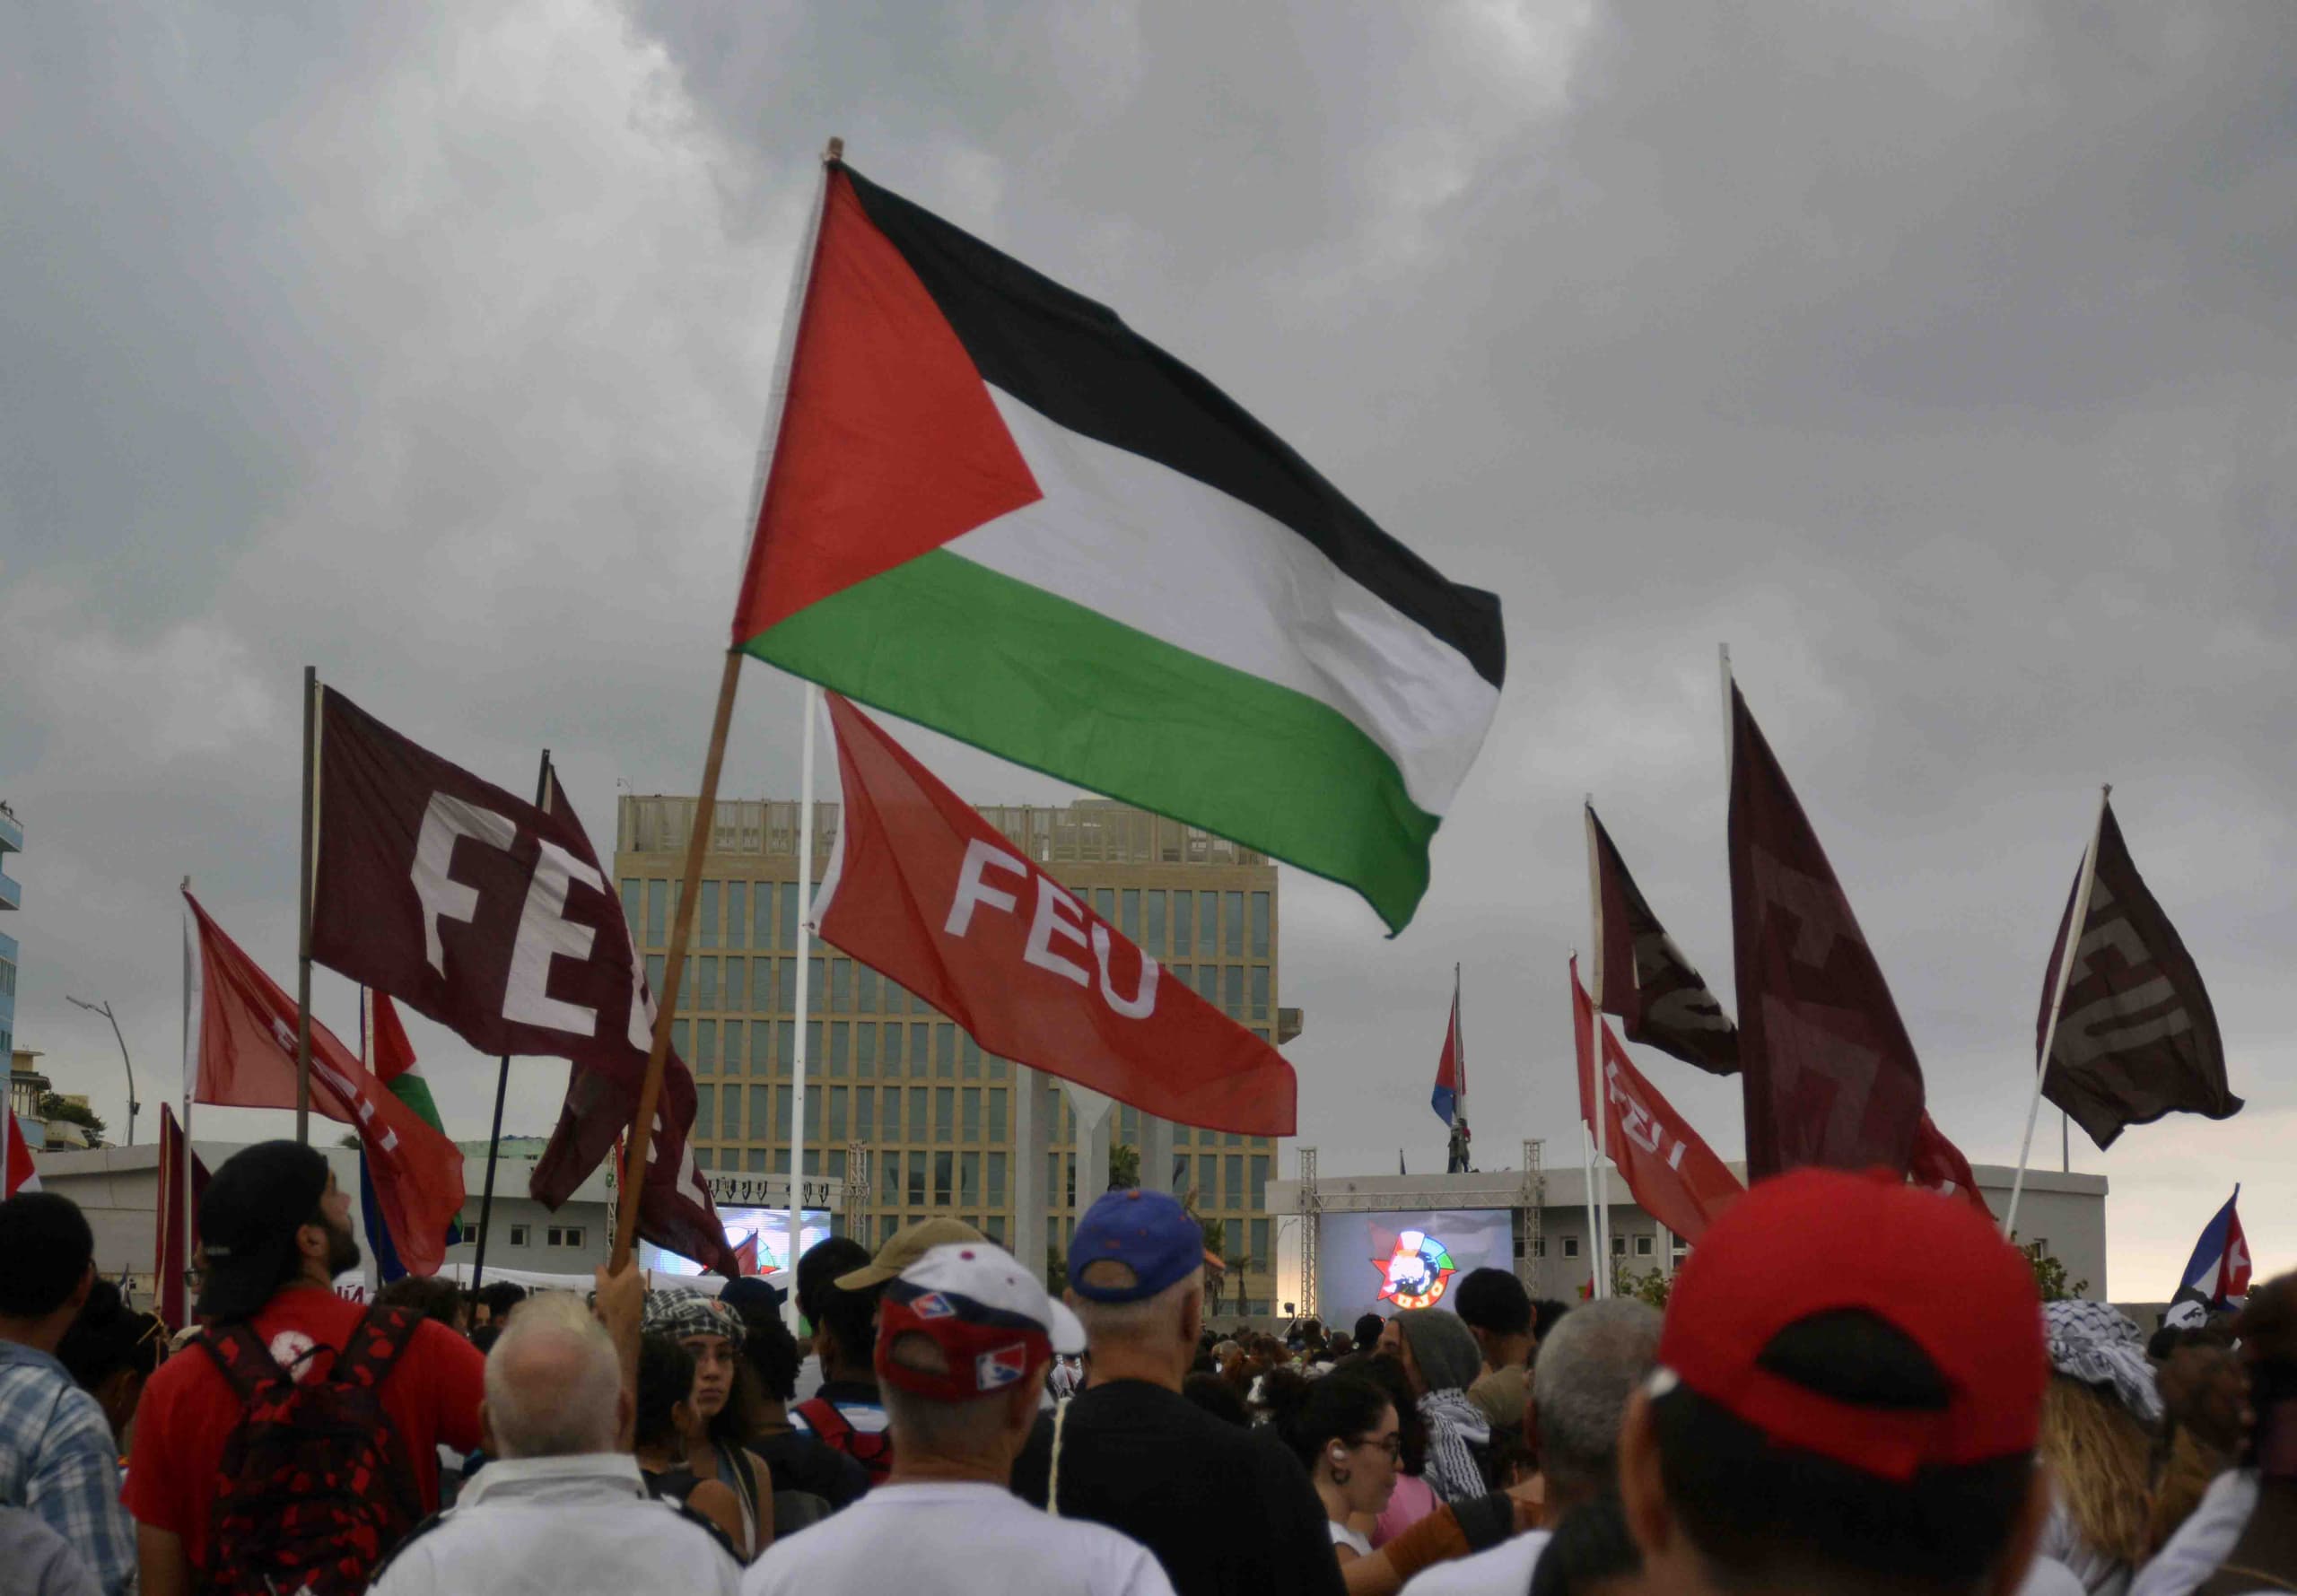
left=2176, top=1186, right=2251, bottom=1308
left=1430, top=990, right=1463, bottom=1129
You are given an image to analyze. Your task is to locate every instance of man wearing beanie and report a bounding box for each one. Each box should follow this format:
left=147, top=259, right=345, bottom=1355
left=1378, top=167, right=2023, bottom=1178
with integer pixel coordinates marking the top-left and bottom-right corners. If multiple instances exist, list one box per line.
left=1376, top=1309, right=1490, bottom=1503
left=1011, top=1189, right=1346, bottom=1596
left=127, top=1141, right=485, bottom=1593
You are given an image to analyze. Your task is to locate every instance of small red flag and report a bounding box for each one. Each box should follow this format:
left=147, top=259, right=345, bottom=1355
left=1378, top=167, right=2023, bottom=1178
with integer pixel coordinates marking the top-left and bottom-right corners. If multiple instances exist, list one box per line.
left=814, top=693, right=1297, bottom=1134
left=182, top=890, right=466, bottom=1277
left=3, top=1106, right=37, bottom=1198
left=1572, top=959, right=1742, bottom=1244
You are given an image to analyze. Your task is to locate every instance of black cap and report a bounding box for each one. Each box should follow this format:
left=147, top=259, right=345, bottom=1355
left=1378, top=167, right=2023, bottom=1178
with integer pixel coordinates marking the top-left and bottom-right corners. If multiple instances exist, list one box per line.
left=196, top=1141, right=330, bottom=1321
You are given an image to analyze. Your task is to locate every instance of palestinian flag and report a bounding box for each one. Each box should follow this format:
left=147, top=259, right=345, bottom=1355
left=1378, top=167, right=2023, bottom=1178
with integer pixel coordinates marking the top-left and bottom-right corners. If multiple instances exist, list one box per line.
left=733, top=160, right=1506, bottom=932
left=361, top=988, right=463, bottom=1281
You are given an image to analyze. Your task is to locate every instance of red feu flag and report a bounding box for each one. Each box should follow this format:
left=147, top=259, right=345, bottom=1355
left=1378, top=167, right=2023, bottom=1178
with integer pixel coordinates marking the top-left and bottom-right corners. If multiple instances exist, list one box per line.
left=182, top=891, right=466, bottom=1276
left=1586, top=804, right=1740, bottom=1076
left=154, top=1103, right=213, bottom=1330
left=1726, top=682, right=1926, bottom=1181
left=814, top=693, right=1297, bottom=1134
left=1571, top=961, right=1742, bottom=1244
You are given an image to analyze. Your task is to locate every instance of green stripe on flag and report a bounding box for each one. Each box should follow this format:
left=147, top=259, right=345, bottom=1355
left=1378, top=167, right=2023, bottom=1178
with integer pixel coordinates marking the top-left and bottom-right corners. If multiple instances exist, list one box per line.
left=744, top=549, right=1440, bottom=931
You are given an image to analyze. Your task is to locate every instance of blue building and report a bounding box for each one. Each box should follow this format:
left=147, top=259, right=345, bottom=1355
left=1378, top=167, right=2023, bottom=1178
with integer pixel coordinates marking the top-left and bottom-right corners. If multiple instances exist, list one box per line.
left=0, top=801, right=19, bottom=1061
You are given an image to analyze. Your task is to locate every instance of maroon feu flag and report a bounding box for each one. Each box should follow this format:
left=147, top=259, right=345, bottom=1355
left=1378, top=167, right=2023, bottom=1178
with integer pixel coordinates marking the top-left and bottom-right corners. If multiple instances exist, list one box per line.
left=305, top=689, right=735, bottom=1276
left=816, top=693, right=1297, bottom=1134
left=2038, top=799, right=2240, bottom=1150
left=155, top=1104, right=212, bottom=1331
left=1726, top=682, right=1926, bottom=1180
left=1586, top=804, right=1740, bottom=1077
left=1571, top=960, right=1742, bottom=1243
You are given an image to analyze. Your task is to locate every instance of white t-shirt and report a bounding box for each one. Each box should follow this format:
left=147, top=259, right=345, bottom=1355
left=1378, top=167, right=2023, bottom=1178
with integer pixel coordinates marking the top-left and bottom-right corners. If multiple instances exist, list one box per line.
left=740, top=1480, right=1175, bottom=1596
left=1399, top=1529, right=1551, bottom=1595
left=2129, top=1470, right=2262, bottom=1596
left=1329, top=1519, right=1372, bottom=1558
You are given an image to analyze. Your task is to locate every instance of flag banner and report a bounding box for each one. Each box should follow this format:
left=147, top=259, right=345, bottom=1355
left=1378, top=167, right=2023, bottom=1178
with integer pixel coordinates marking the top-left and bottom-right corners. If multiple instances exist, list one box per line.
left=183, top=891, right=466, bottom=1276
left=731, top=161, right=1506, bottom=934
left=812, top=693, right=1297, bottom=1134
left=4, top=1104, right=37, bottom=1198
left=1726, top=683, right=1926, bottom=1180
left=1571, top=962, right=1742, bottom=1244
left=2037, top=801, right=2240, bottom=1150
left=1908, top=1112, right=1992, bottom=1217
left=155, top=1104, right=211, bottom=1330
left=303, top=689, right=731, bottom=1273
left=2175, top=1186, right=2250, bottom=1307
left=1430, top=991, right=1463, bottom=1129
left=1587, top=806, right=1739, bottom=1076
left=363, top=990, right=461, bottom=1276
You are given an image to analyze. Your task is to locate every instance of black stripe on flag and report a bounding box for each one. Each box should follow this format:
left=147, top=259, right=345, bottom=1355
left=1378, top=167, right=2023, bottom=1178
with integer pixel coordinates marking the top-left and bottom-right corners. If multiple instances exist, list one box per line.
left=837, top=161, right=1507, bottom=691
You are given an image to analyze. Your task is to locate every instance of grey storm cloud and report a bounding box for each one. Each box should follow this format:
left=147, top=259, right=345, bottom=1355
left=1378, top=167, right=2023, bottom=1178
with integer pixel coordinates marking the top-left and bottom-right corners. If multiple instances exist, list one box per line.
left=3, top=0, right=2290, bottom=1297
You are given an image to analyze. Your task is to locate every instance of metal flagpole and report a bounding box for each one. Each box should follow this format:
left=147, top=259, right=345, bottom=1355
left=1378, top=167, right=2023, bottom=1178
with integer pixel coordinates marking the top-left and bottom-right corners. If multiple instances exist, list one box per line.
left=787, top=684, right=822, bottom=1305
left=295, top=667, right=320, bottom=1143
left=1580, top=1120, right=1603, bottom=1299
left=2004, top=785, right=2110, bottom=1242
left=179, top=877, right=197, bottom=1319
left=1581, top=804, right=1614, bottom=1295
left=471, top=751, right=551, bottom=1294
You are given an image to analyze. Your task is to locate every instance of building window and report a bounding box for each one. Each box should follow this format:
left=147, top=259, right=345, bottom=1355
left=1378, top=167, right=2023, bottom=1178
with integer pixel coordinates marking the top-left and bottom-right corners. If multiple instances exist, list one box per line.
left=1144, top=891, right=1166, bottom=953
left=647, top=880, right=667, bottom=946
left=1531, top=1236, right=1546, bottom=1258
left=1635, top=1234, right=1655, bottom=1257
left=1611, top=1234, right=1627, bottom=1257
left=1251, top=892, right=1271, bottom=958
left=510, top=1224, right=530, bottom=1246
left=726, top=882, right=747, bottom=949
left=753, top=882, right=774, bottom=947
left=547, top=1226, right=585, bottom=1248
left=1224, top=892, right=1244, bottom=956
left=1561, top=1235, right=1579, bottom=1259
left=699, top=881, right=719, bottom=950
left=1174, top=891, right=1193, bottom=955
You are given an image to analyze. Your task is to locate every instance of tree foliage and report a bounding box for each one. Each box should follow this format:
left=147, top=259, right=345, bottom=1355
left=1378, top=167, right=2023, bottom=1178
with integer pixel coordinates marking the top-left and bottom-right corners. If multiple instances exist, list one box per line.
left=37, top=1093, right=106, bottom=1138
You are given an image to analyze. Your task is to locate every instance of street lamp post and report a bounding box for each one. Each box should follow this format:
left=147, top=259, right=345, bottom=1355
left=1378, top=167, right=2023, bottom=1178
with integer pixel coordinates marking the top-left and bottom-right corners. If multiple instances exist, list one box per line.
left=64, top=996, right=138, bottom=1147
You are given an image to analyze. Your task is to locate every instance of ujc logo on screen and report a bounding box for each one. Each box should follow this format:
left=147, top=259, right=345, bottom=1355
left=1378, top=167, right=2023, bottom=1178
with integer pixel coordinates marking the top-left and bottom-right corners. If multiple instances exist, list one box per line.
left=1372, top=1230, right=1457, bottom=1310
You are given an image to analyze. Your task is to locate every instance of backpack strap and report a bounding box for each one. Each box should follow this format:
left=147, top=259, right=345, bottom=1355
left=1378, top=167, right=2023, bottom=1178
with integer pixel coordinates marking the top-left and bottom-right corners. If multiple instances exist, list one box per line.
left=792, top=1397, right=852, bottom=1446
left=335, top=1304, right=424, bottom=1391
left=197, top=1320, right=293, bottom=1406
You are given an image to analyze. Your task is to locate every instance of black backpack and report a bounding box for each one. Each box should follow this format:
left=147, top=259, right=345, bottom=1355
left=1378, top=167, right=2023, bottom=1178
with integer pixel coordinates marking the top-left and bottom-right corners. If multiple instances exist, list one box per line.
left=198, top=1305, right=425, bottom=1596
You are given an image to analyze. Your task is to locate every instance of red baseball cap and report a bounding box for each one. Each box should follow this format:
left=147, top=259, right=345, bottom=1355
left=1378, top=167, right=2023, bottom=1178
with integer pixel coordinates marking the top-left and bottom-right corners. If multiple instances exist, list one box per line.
left=875, top=1242, right=1086, bottom=1404
left=1655, top=1167, right=2046, bottom=1482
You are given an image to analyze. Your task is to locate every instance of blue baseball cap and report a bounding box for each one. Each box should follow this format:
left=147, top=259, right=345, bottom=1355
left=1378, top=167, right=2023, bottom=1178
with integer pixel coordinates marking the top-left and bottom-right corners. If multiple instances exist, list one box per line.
left=1068, top=1189, right=1204, bottom=1304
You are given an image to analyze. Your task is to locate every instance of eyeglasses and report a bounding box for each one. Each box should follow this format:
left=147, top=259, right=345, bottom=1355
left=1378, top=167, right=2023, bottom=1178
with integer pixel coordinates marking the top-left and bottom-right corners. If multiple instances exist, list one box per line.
left=1351, top=1433, right=1403, bottom=1461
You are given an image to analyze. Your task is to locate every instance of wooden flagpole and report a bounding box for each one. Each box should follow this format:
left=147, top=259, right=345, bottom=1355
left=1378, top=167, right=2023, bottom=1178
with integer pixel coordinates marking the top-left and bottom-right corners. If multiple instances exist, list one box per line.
left=610, top=650, right=744, bottom=1271
left=610, top=136, right=841, bottom=1274
left=295, top=667, right=319, bottom=1144
left=2003, top=784, right=2110, bottom=1241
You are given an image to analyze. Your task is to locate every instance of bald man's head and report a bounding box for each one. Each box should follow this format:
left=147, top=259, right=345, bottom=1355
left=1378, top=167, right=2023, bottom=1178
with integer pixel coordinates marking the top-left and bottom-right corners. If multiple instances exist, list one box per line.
left=484, top=1291, right=624, bottom=1458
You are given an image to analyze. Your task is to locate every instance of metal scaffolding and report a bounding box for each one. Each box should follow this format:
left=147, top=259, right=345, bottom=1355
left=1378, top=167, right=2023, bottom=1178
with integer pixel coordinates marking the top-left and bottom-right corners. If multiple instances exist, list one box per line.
left=1297, top=1147, right=1319, bottom=1317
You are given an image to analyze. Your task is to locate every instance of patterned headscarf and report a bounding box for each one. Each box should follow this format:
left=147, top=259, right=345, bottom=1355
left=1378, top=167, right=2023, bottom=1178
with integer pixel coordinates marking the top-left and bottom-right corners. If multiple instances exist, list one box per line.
left=2043, top=1299, right=2160, bottom=1424
left=643, top=1289, right=747, bottom=1350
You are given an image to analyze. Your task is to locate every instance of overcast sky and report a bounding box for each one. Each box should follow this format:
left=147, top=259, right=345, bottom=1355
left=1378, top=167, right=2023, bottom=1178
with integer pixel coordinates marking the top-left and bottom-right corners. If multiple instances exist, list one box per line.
left=4, top=2, right=2290, bottom=1304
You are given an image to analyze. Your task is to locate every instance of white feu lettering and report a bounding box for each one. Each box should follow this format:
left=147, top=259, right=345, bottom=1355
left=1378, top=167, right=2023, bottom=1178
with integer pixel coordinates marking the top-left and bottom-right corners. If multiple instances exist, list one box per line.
left=1024, top=880, right=1093, bottom=987
left=413, top=794, right=519, bottom=974
left=945, top=840, right=1029, bottom=938
left=1090, top=925, right=1159, bottom=1020
left=503, top=840, right=603, bottom=1035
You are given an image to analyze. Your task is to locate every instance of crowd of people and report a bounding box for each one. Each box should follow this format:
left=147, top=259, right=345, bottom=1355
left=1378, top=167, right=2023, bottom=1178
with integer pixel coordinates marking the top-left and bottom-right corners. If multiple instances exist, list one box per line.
left=1, top=1141, right=2291, bottom=1596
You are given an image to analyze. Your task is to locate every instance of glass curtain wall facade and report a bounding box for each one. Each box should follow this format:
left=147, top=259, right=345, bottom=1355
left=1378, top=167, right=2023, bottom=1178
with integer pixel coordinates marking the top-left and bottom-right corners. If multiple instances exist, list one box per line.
left=616, top=795, right=1287, bottom=1314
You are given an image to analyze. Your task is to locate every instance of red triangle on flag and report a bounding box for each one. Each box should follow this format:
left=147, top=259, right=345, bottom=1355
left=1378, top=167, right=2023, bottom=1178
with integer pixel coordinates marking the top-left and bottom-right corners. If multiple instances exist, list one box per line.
left=732, top=169, right=1044, bottom=641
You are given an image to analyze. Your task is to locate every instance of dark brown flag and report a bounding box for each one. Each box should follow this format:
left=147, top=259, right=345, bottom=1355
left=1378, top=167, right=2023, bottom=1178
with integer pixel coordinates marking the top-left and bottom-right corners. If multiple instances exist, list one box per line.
left=2038, top=798, right=2241, bottom=1149
left=308, top=689, right=736, bottom=1274
left=1587, top=803, right=1741, bottom=1076
left=1727, top=682, right=1926, bottom=1180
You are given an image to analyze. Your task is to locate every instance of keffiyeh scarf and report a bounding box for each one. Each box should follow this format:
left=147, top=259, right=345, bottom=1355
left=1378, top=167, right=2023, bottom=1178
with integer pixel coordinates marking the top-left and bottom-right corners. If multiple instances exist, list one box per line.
left=1418, top=1389, right=1491, bottom=1504
left=2043, top=1298, right=2161, bottom=1424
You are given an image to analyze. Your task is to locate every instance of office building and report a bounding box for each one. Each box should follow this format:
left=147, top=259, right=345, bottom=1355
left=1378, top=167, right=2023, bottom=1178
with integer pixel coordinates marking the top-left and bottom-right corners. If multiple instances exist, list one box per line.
left=616, top=794, right=1297, bottom=1313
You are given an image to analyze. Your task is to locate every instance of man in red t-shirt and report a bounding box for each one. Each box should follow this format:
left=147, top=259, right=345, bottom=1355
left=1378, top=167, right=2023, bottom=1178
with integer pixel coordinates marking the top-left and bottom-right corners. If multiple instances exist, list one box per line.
left=127, top=1142, right=484, bottom=1595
